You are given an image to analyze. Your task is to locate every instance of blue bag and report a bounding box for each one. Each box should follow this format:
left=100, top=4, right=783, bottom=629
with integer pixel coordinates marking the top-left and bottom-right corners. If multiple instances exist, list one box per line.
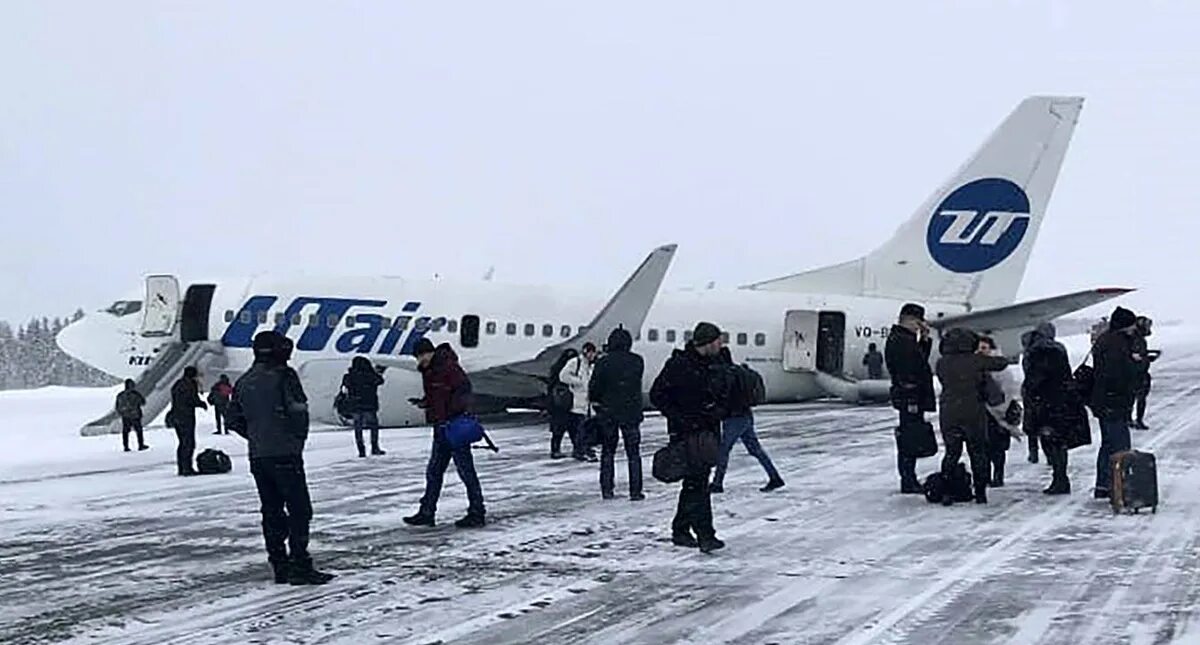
left=445, top=415, right=485, bottom=449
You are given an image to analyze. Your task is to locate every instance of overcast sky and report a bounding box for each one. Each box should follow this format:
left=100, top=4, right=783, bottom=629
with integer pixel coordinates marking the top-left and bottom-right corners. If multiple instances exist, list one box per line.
left=2, top=1, right=1197, bottom=325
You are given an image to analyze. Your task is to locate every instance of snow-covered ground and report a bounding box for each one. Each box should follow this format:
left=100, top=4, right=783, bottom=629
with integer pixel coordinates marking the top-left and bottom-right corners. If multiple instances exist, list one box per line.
left=3, top=330, right=1200, bottom=644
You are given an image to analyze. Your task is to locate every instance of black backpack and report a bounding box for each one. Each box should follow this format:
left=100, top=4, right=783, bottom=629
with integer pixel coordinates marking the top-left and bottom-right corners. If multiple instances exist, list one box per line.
left=923, top=463, right=973, bottom=504
left=196, top=448, right=232, bottom=475
left=740, top=365, right=766, bottom=407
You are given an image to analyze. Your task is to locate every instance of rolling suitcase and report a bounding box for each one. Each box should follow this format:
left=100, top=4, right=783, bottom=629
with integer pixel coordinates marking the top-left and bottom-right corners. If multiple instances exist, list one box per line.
left=1111, top=450, right=1157, bottom=514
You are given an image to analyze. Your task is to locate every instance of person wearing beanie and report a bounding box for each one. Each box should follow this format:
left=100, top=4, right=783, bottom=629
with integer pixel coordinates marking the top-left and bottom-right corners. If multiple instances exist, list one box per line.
left=649, top=321, right=730, bottom=554
left=404, top=340, right=487, bottom=529
left=168, top=365, right=207, bottom=476
left=114, top=379, right=148, bottom=452
left=1091, top=306, right=1141, bottom=499
left=885, top=302, right=937, bottom=494
left=226, top=331, right=334, bottom=585
left=589, top=327, right=646, bottom=501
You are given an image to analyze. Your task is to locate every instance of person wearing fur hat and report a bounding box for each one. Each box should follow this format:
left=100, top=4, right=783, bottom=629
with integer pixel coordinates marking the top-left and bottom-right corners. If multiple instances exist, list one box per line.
left=1091, top=306, right=1141, bottom=499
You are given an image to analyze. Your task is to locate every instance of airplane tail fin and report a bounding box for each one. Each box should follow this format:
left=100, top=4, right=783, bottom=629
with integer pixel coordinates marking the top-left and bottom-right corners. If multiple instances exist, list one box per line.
left=745, top=96, right=1084, bottom=310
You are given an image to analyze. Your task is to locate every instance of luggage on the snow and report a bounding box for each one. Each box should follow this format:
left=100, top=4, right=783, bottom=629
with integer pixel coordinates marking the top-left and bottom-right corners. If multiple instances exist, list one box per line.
left=652, top=440, right=688, bottom=483
left=1111, top=449, right=1158, bottom=514
left=896, top=417, right=938, bottom=459
left=922, top=463, right=974, bottom=505
left=196, top=448, right=232, bottom=475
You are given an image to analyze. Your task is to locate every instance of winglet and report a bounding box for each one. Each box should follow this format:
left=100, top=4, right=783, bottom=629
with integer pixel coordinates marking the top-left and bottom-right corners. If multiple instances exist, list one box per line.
left=537, top=244, right=677, bottom=360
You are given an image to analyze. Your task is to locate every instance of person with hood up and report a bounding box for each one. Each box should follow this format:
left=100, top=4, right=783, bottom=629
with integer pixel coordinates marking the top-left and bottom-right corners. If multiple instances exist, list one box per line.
left=650, top=322, right=730, bottom=554
left=560, top=342, right=599, bottom=463
left=225, top=331, right=335, bottom=585
left=863, top=343, right=886, bottom=380
left=1130, top=316, right=1159, bottom=430
left=168, top=366, right=207, bottom=476
left=885, top=303, right=937, bottom=494
left=341, top=356, right=387, bottom=458
left=1091, top=306, right=1142, bottom=499
left=208, top=374, right=234, bottom=435
left=1023, top=321, right=1080, bottom=495
left=404, top=338, right=486, bottom=529
left=115, top=379, right=148, bottom=452
left=935, top=328, right=1012, bottom=504
left=979, top=336, right=1023, bottom=488
left=710, top=346, right=784, bottom=494
left=547, top=348, right=580, bottom=459
left=588, top=328, right=646, bottom=501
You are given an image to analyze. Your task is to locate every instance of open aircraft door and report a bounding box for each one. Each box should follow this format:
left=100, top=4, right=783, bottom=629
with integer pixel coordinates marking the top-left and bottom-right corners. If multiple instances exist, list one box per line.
left=782, top=310, right=819, bottom=372
left=141, top=275, right=181, bottom=338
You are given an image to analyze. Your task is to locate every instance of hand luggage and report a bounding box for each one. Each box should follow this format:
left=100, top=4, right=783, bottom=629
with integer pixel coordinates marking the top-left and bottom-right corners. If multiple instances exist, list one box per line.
left=196, top=448, right=232, bottom=475
left=896, top=418, right=938, bottom=459
left=1111, top=450, right=1157, bottom=514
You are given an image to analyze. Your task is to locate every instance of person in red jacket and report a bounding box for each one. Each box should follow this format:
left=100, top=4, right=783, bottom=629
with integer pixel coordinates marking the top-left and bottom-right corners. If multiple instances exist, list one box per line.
left=403, top=339, right=486, bottom=529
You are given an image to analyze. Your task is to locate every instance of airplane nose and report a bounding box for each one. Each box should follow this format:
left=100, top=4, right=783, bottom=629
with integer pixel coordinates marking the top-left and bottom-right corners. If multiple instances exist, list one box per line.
left=55, top=317, right=89, bottom=362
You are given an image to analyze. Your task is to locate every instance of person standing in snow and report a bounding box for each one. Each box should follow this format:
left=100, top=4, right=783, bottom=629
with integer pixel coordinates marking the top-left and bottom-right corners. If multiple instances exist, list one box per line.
left=589, top=328, right=646, bottom=501
left=863, top=343, right=886, bottom=380
left=115, top=379, right=148, bottom=452
left=1130, top=316, right=1159, bottom=430
left=168, top=366, right=207, bottom=476
left=1091, top=307, right=1141, bottom=499
left=546, top=348, right=580, bottom=459
left=885, top=303, right=937, bottom=494
left=226, top=331, right=334, bottom=585
left=561, top=343, right=599, bottom=463
left=341, top=357, right=387, bottom=458
left=208, top=374, right=234, bottom=435
left=979, top=336, right=1022, bottom=488
left=1023, top=322, right=1081, bottom=495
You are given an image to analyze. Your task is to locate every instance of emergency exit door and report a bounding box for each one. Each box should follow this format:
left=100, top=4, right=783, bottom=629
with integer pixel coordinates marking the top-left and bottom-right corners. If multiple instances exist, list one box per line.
left=141, top=275, right=180, bottom=338
left=783, top=310, right=819, bottom=372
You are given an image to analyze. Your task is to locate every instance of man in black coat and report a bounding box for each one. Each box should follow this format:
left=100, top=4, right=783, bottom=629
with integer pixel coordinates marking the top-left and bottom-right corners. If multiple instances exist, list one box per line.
left=115, top=379, right=148, bottom=452
left=342, top=356, right=387, bottom=458
left=1130, top=316, right=1159, bottom=430
left=1092, top=306, right=1141, bottom=499
left=1023, top=322, right=1079, bottom=495
left=589, top=327, right=646, bottom=501
left=650, top=322, right=729, bottom=554
left=169, top=366, right=207, bottom=476
left=227, top=331, right=334, bottom=585
left=884, top=303, right=936, bottom=494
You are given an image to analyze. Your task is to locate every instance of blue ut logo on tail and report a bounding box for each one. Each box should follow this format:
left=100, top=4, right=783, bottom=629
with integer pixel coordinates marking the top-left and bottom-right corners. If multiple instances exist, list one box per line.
left=926, top=177, right=1031, bottom=273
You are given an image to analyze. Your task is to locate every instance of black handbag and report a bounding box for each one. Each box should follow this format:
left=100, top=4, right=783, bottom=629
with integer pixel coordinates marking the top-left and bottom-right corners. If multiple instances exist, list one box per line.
left=896, top=418, right=938, bottom=459
left=652, top=440, right=688, bottom=483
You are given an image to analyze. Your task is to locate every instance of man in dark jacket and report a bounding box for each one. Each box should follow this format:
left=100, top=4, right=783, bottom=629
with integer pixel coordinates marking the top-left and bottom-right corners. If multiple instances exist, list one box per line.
left=935, top=328, right=1011, bottom=504
left=115, top=379, right=148, bottom=452
left=226, top=331, right=334, bottom=585
left=1019, top=330, right=1043, bottom=465
left=169, top=366, right=207, bottom=476
left=1023, top=322, right=1079, bottom=495
left=341, top=356, right=387, bottom=458
left=208, top=374, right=234, bottom=435
left=863, top=343, right=885, bottom=380
left=588, top=327, right=646, bottom=501
left=710, top=347, right=783, bottom=494
left=404, top=339, right=486, bottom=529
left=1130, top=316, right=1159, bottom=430
left=650, top=322, right=728, bottom=554
left=1092, top=306, right=1141, bottom=499
left=884, top=303, right=937, bottom=494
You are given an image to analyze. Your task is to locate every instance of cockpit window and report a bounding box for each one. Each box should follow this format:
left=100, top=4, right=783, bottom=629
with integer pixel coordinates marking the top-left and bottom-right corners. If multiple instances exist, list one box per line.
left=105, top=301, right=143, bottom=317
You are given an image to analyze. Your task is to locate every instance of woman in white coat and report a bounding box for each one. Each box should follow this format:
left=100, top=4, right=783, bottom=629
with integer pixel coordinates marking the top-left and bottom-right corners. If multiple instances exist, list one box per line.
left=559, top=342, right=598, bottom=462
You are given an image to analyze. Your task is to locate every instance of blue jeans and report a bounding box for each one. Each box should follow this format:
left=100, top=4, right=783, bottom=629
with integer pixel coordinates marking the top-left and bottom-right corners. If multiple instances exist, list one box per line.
left=353, top=411, right=380, bottom=454
left=1095, top=415, right=1132, bottom=492
left=712, top=414, right=780, bottom=487
left=419, top=427, right=486, bottom=519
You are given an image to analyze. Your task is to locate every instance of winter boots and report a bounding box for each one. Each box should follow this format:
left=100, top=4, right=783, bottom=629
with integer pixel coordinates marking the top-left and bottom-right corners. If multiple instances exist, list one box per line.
left=1043, top=477, right=1071, bottom=495
left=761, top=477, right=786, bottom=493
left=272, top=560, right=334, bottom=585
left=403, top=512, right=436, bottom=527
left=454, top=514, right=486, bottom=529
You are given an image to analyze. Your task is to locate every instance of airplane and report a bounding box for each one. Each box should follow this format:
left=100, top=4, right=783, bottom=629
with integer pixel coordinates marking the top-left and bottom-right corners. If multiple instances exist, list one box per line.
left=58, top=95, right=1132, bottom=435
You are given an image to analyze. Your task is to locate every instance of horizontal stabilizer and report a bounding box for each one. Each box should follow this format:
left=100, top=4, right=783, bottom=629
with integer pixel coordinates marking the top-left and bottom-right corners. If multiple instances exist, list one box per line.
left=930, top=288, right=1133, bottom=334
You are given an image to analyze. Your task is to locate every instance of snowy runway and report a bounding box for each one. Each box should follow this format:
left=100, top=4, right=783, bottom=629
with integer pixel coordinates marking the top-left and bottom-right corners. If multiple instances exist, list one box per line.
left=4, top=339, right=1200, bottom=644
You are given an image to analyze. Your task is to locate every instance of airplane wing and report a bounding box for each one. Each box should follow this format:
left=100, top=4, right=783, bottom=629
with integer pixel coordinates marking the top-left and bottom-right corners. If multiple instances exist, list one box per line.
left=930, top=287, right=1134, bottom=334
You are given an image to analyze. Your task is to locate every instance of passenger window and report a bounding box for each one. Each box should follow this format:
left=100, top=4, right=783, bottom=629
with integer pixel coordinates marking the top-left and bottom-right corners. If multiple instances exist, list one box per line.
left=542, top=324, right=554, bottom=338
left=327, top=314, right=339, bottom=329
left=524, top=324, right=535, bottom=337
left=648, top=329, right=659, bottom=342
left=224, top=310, right=234, bottom=323
left=578, top=326, right=588, bottom=335
left=380, top=317, right=392, bottom=329
left=506, top=323, right=517, bottom=336
left=461, top=315, right=480, bottom=348
left=447, top=319, right=459, bottom=334
left=684, top=331, right=693, bottom=342
left=485, top=321, right=497, bottom=335
left=721, top=332, right=730, bottom=344
left=346, top=315, right=355, bottom=328
left=666, top=330, right=676, bottom=343
left=755, top=333, right=767, bottom=346
left=291, top=314, right=302, bottom=326
left=308, top=314, right=319, bottom=328
left=737, top=332, right=748, bottom=346
left=257, top=311, right=269, bottom=325
left=395, top=316, right=411, bottom=330
left=561, top=325, right=571, bottom=338
left=431, top=318, right=446, bottom=332
left=239, top=311, right=251, bottom=324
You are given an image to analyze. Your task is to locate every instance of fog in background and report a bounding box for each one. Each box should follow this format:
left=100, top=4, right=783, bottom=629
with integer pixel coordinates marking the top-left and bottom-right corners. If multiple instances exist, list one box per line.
left=3, top=1, right=1197, bottom=324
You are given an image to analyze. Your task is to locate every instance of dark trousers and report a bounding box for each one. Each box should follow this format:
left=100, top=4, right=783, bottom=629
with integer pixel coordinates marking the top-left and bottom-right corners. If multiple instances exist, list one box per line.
left=353, top=411, right=381, bottom=454
left=549, top=412, right=579, bottom=455
left=121, top=417, right=145, bottom=450
left=174, top=419, right=196, bottom=474
left=250, top=456, right=313, bottom=566
left=1095, top=414, right=1132, bottom=492
left=713, top=414, right=780, bottom=487
left=599, top=419, right=642, bottom=497
left=419, top=427, right=486, bottom=518
left=213, top=406, right=227, bottom=434
left=895, top=410, right=923, bottom=487
left=672, top=468, right=716, bottom=540
left=941, top=423, right=989, bottom=494
left=1044, top=438, right=1069, bottom=484
left=1134, top=393, right=1149, bottom=424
